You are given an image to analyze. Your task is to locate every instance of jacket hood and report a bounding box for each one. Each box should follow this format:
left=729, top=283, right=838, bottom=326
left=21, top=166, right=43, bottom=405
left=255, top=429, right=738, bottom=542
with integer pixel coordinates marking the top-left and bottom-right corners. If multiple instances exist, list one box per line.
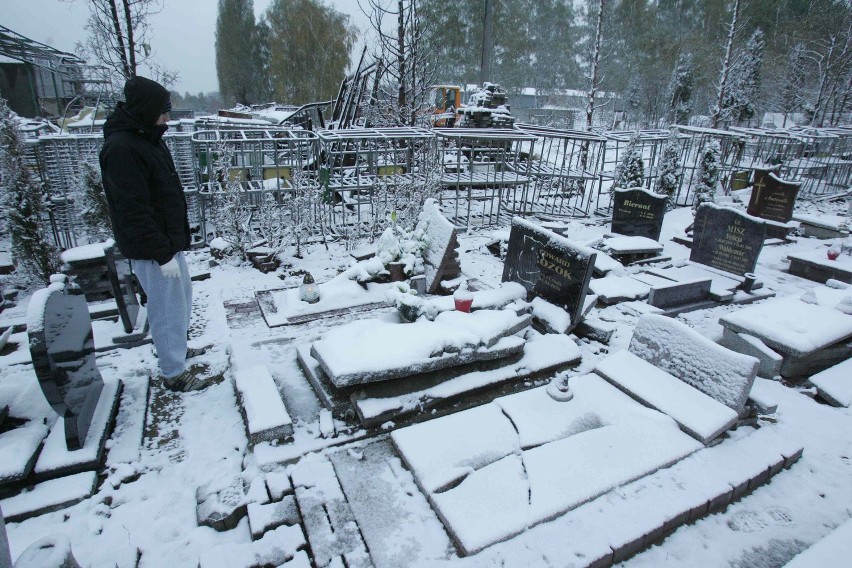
left=124, top=75, right=171, bottom=125
left=103, top=103, right=168, bottom=143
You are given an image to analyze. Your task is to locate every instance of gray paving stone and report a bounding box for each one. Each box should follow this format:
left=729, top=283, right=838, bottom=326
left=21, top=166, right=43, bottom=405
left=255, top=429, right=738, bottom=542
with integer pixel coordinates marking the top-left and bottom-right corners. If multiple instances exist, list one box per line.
left=248, top=495, right=299, bottom=540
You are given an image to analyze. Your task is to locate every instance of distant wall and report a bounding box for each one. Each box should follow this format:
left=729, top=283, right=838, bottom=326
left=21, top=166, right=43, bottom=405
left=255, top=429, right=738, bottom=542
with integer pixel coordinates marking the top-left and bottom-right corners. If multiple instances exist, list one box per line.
left=0, top=62, right=38, bottom=117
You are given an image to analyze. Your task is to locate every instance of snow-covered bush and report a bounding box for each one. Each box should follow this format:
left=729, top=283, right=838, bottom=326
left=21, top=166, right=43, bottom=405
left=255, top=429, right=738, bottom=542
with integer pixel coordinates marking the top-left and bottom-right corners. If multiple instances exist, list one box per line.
left=612, top=132, right=644, bottom=191
left=655, top=134, right=681, bottom=209
left=78, top=160, right=113, bottom=241
left=1, top=98, right=60, bottom=285
left=386, top=281, right=424, bottom=322
left=692, top=141, right=720, bottom=209
left=376, top=216, right=428, bottom=277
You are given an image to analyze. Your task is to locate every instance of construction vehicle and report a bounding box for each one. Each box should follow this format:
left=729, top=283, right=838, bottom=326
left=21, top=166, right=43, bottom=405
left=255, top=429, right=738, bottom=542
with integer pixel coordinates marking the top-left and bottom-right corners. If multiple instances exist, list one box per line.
left=430, top=84, right=463, bottom=127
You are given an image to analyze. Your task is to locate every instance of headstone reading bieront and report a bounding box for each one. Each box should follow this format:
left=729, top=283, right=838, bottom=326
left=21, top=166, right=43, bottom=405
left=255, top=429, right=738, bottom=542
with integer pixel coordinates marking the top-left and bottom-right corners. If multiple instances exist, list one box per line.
left=690, top=204, right=766, bottom=276
left=502, top=217, right=596, bottom=329
left=611, top=187, right=667, bottom=241
left=28, top=276, right=105, bottom=451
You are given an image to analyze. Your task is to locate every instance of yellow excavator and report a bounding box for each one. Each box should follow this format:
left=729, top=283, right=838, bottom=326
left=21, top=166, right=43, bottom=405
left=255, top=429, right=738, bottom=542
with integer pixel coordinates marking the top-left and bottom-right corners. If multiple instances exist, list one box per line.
left=430, top=85, right=463, bottom=127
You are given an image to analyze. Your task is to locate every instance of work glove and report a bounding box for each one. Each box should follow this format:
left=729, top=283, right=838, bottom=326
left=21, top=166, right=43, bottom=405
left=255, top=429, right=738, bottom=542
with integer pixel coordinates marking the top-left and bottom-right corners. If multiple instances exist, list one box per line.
left=160, top=257, right=181, bottom=279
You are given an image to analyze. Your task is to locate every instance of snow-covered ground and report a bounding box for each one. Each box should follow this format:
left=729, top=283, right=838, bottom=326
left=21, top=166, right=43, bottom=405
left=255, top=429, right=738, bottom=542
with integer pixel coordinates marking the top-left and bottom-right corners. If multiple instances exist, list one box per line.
left=1, top=193, right=851, bottom=568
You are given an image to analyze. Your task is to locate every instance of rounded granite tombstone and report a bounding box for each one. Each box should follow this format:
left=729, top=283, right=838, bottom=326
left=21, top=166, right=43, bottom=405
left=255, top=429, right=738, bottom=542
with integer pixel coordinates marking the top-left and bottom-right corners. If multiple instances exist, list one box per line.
left=27, top=276, right=104, bottom=451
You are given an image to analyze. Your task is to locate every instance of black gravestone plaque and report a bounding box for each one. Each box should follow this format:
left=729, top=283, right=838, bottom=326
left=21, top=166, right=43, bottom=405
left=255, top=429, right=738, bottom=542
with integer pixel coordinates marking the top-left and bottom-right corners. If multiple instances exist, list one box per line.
left=690, top=204, right=766, bottom=276
left=0, top=504, right=10, bottom=568
left=28, top=277, right=105, bottom=450
left=611, top=187, right=667, bottom=241
left=104, top=244, right=140, bottom=334
left=502, top=217, right=596, bottom=329
left=746, top=171, right=801, bottom=223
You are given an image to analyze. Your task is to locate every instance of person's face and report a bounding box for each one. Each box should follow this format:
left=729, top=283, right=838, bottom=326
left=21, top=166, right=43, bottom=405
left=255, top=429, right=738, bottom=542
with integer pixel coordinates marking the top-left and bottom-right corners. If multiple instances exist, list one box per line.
left=156, top=112, right=170, bottom=125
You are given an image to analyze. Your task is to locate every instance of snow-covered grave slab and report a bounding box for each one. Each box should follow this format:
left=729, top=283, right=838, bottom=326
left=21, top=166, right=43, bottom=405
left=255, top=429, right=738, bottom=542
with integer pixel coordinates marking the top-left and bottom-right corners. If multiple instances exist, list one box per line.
left=421, top=281, right=527, bottom=314
left=593, top=250, right=625, bottom=276
left=629, top=314, right=758, bottom=414
left=104, top=374, right=149, bottom=467
left=502, top=217, right=597, bottom=331
left=352, top=333, right=581, bottom=427
left=799, top=279, right=852, bottom=309
left=785, top=515, right=852, bottom=568
left=643, top=261, right=767, bottom=302
left=392, top=373, right=703, bottom=556
left=787, top=248, right=852, bottom=284
left=595, top=350, right=738, bottom=444
left=792, top=212, right=849, bottom=239
left=255, top=270, right=391, bottom=327
left=198, top=524, right=307, bottom=568
left=329, top=440, right=452, bottom=568
left=809, top=358, right=852, bottom=407
left=599, top=235, right=664, bottom=256
left=33, top=375, right=122, bottom=480
left=589, top=275, right=651, bottom=305
left=234, top=364, right=293, bottom=445
left=719, top=296, right=852, bottom=366
left=0, top=471, right=97, bottom=522
left=310, top=309, right=530, bottom=389
left=291, top=456, right=370, bottom=568
left=0, top=420, right=49, bottom=486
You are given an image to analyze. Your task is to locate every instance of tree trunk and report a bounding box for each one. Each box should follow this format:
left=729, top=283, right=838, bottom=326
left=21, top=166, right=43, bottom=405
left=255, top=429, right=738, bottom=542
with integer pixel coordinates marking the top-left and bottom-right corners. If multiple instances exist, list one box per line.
left=122, top=0, right=137, bottom=75
left=480, top=0, right=494, bottom=85
left=585, top=0, right=605, bottom=132
left=397, top=0, right=407, bottom=125
left=108, top=0, right=131, bottom=77
left=712, top=0, right=740, bottom=129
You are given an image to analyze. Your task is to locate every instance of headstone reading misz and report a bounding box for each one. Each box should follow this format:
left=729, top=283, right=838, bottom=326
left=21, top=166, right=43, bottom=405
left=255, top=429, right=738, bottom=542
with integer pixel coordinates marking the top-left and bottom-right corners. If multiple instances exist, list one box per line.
left=746, top=171, right=801, bottom=223
left=690, top=204, right=766, bottom=276
left=27, top=276, right=105, bottom=451
left=611, top=187, right=667, bottom=241
left=502, top=217, right=596, bottom=329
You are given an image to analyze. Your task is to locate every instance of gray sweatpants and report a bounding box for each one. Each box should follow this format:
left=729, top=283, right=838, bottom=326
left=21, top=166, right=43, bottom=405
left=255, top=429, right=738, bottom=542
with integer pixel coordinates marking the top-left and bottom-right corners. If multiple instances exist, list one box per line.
left=131, top=252, right=192, bottom=379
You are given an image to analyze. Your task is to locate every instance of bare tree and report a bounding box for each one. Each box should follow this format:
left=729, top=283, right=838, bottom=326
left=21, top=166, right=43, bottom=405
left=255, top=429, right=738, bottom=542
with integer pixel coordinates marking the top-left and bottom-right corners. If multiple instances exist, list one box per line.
left=585, top=0, right=605, bottom=132
left=360, top=0, right=435, bottom=126
left=68, top=0, right=177, bottom=93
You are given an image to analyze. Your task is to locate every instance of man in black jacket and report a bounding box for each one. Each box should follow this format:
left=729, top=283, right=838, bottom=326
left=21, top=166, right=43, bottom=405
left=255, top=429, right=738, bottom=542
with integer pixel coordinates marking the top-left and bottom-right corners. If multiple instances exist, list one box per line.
left=100, top=76, right=202, bottom=391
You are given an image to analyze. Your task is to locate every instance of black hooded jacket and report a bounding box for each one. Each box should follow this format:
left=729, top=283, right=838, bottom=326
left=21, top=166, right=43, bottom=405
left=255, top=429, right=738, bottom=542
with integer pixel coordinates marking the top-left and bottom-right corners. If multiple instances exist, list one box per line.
left=99, top=76, right=189, bottom=265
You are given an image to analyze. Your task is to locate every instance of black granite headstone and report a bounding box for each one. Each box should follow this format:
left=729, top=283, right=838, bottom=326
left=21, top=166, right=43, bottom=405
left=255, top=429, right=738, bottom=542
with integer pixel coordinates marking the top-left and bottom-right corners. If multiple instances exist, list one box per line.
left=104, top=244, right=140, bottom=334
left=690, top=204, right=766, bottom=276
left=0, top=505, right=10, bottom=568
left=611, top=187, right=667, bottom=241
left=746, top=171, right=801, bottom=223
left=502, top=217, right=596, bottom=329
left=28, top=277, right=105, bottom=451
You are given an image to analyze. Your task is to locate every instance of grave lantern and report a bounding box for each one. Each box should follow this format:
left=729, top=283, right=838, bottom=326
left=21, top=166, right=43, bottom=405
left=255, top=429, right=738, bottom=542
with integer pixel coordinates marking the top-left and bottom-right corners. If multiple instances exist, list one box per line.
left=300, top=273, right=320, bottom=303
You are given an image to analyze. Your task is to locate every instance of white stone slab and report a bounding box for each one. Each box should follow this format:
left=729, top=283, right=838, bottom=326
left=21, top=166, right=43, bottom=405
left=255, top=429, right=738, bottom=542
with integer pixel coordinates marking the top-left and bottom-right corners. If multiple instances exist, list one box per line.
left=785, top=516, right=852, bottom=568
left=810, top=357, right=852, bottom=407
left=719, top=296, right=852, bottom=357
left=589, top=275, right=651, bottom=304
left=0, top=421, right=49, bottom=485
left=105, top=374, right=150, bottom=466
left=0, top=471, right=97, bottom=522
left=595, top=350, right=739, bottom=444
left=34, top=376, right=122, bottom=478
left=234, top=364, right=293, bottom=444
left=198, top=524, right=306, bottom=568
left=391, top=403, right=521, bottom=494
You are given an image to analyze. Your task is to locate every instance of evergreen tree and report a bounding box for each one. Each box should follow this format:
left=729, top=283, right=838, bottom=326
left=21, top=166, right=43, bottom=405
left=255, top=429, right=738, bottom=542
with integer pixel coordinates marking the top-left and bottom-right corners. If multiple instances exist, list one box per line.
left=0, top=99, right=60, bottom=285
left=668, top=53, right=694, bottom=125
left=612, top=132, right=644, bottom=191
left=216, top=0, right=259, bottom=106
left=253, top=18, right=273, bottom=103
left=265, top=0, right=356, bottom=105
left=78, top=160, right=113, bottom=241
left=721, top=28, right=765, bottom=125
left=692, top=141, right=720, bottom=210
left=655, top=134, right=681, bottom=210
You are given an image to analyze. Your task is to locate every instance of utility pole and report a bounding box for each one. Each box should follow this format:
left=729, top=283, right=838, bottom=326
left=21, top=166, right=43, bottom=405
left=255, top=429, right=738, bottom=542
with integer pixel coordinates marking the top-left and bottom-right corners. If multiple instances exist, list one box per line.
left=480, top=0, right=493, bottom=85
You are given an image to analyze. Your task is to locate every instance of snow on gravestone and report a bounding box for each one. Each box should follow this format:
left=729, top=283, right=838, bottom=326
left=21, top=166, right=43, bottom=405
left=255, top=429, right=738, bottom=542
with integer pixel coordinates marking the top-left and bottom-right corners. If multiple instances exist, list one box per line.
left=417, top=199, right=462, bottom=293
left=690, top=203, right=766, bottom=276
left=27, top=277, right=105, bottom=451
left=502, top=217, right=596, bottom=330
left=628, top=314, right=759, bottom=414
left=611, top=187, right=667, bottom=242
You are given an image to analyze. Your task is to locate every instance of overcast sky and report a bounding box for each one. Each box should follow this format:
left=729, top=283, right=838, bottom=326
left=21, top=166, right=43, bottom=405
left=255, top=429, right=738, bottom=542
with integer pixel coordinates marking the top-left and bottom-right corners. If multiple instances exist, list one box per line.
left=2, top=0, right=371, bottom=95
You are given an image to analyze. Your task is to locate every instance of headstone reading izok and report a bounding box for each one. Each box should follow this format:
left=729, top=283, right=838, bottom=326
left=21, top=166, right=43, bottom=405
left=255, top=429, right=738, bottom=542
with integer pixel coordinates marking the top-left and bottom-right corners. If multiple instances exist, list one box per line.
left=690, top=203, right=766, bottom=276
left=611, top=187, right=667, bottom=241
left=502, top=217, right=596, bottom=329
left=28, top=275, right=105, bottom=451
left=746, top=171, right=801, bottom=223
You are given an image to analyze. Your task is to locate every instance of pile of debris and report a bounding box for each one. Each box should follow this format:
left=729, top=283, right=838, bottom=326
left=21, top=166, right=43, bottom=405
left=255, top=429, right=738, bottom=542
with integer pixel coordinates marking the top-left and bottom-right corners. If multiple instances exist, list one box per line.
left=459, top=83, right=515, bottom=129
